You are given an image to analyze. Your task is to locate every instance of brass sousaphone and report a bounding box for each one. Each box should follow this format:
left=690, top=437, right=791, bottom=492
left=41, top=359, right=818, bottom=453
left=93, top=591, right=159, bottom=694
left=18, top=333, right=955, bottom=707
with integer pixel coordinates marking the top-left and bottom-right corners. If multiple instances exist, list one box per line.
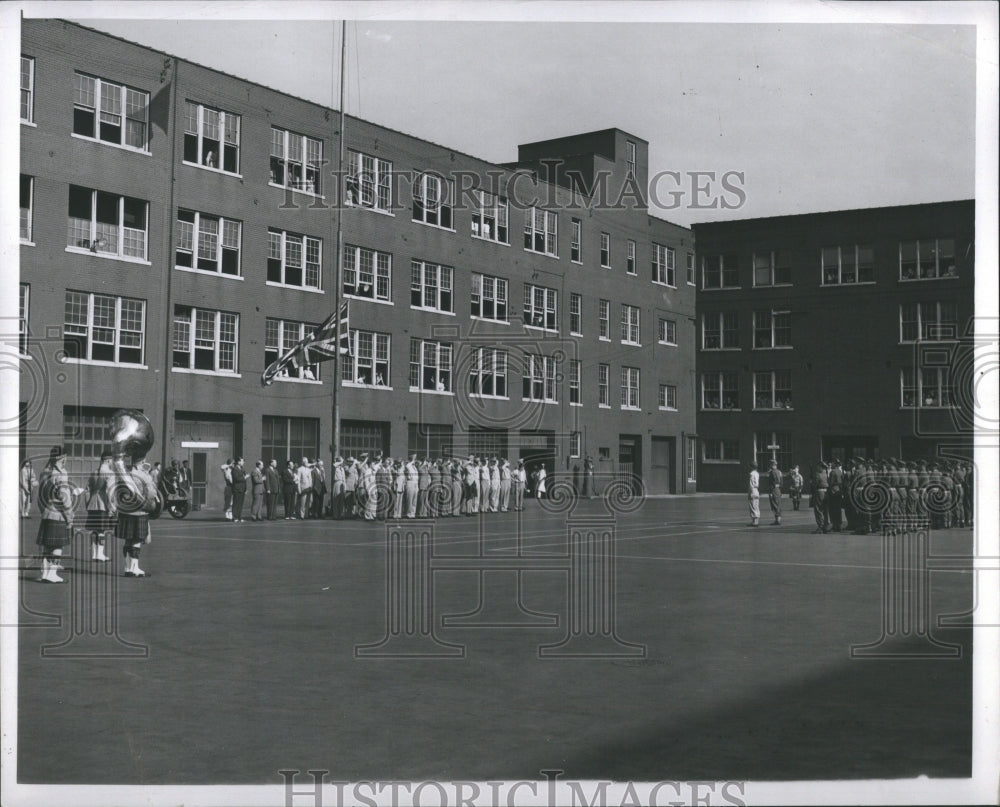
left=110, top=408, right=162, bottom=518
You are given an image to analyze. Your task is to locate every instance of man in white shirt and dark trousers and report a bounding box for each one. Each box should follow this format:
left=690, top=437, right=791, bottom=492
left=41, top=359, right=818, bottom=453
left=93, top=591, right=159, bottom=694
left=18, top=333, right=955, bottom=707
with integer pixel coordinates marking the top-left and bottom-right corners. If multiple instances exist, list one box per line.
left=748, top=461, right=760, bottom=527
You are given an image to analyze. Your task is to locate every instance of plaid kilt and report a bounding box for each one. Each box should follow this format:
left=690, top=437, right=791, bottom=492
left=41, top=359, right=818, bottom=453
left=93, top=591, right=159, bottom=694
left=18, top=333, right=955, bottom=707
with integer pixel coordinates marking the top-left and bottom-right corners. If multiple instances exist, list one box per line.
left=116, top=513, right=149, bottom=545
left=85, top=509, right=116, bottom=533
left=36, top=518, right=70, bottom=549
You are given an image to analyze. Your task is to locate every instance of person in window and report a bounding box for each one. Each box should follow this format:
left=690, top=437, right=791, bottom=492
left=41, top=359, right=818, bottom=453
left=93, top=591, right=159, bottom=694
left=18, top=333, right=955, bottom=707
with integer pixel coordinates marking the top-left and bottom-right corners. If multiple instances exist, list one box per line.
left=924, top=391, right=937, bottom=406
left=375, top=371, right=385, bottom=387
left=205, top=150, right=217, bottom=168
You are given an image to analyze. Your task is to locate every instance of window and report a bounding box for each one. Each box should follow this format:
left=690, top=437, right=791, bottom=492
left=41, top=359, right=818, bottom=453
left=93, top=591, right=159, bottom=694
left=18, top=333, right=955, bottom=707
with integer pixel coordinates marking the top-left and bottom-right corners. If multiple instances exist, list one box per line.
left=627, top=240, right=636, bottom=275
left=342, top=420, right=390, bottom=459
left=703, top=439, right=740, bottom=463
left=262, top=416, right=320, bottom=466
left=702, top=312, right=739, bottom=350
left=599, top=299, right=610, bottom=340
left=524, top=207, right=558, bottom=256
left=264, top=318, right=322, bottom=382
left=570, top=431, right=582, bottom=458
left=621, top=366, right=640, bottom=410
left=625, top=140, right=636, bottom=179
left=899, top=239, right=957, bottom=280
left=658, top=318, right=677, bottom=345
left=753, top=250, right=791, bottom=286
left=409, top=338, right=452, bottom=392
left=522, top=354, right=558, bottom=402
left=267, top=229, right=322, bottom=290
left=753, top=310, right=791, bottom=348
left=570, top=218, right=582, bottom=262
left=754, top=370, right=793, bottom=409
left=598, top=364, right=610, bottom=406
left=346, top=149, right=392, bottom=211
left=621, top=304, right=641, bottom=345
left=19, top=284, right=29, bottom=355
left=64, top=290, right=145, bottom=365
left=411, top=261, right=454, bottom=313
left=901, top=367, right=954, bottom=408
left=468, top=347, right=508, bottom=397
left=412, top=172, right=454, bottom=228
left=899, top=302, right=959, bottom=342
left=470, top=190, right=508, bottom=243
left=471, top=273, right=508, bottom=322
left=822, top=245, right=875, bottom=285
left=172, top=305, right=238, bottom=373
left=659, top=383, right=677, bottom=411
left=184, top=101, right=240, bottom=172
left=569, top=360, right=581, bottom=405
left=409, top=423, right=455, bottom=459
left=569, top=293, right=582, bottom=335
left=344, top=244, right=391, bottom=302
left=702, top=372, right=740, bottom=410
left=343, top=330, right=391, bottom=387
left=176, top=210, right=241, bottom=275
left=74, top=73, right=148, bottom=150
left=652, top=243, right=675, bottom=286
left=522, top=284, right=558, bottom=330
left=686, top=252, right=695, bottom=285
left=270, top=127, right=323, bottom=195
left=601, top=232, right=611, bottom=268
left=64, top=406, right=137, bottom=460
left=20, top=56, right=34, bottom=122
left=754, top=432, right=792, bottom=473
left=20, top=175, right=32, bottom=242
left=67, top=186, right=148, bottom=260
left=702, top=254, right=739, bottom=289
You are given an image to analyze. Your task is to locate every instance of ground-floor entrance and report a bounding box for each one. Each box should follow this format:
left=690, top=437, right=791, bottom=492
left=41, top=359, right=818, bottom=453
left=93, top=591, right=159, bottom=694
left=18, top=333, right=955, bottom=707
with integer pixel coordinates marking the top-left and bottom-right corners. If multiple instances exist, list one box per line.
left=171, top=413, right=241, bottom=511
left=821, top=435, right=880, bottom=464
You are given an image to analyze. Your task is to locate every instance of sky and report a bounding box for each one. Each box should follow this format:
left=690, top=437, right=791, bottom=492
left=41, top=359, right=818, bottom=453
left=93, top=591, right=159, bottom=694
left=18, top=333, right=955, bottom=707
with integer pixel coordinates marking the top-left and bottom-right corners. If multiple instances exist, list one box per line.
left=64, top=8, right=981, bottom=228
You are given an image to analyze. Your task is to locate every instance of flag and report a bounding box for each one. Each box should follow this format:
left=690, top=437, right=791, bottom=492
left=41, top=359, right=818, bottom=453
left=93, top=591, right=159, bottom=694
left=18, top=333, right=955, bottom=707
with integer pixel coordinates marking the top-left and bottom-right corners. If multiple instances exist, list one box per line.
left=261, top=301, right=351, bottom=385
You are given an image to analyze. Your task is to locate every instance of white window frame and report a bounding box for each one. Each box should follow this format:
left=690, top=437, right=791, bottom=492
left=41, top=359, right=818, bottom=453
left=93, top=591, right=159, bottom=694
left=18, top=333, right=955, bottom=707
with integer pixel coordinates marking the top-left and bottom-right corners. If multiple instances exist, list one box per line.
left=264, top=318, right=322, bottom=383
left=412, top=172, right=455, bottom=229
left=73, top=72, right=149, bottom=153
left=171, top=306, right=239, bottom=375
left=343, top=329, right=392, bottom=388
left=621, top=366, right=640, bottom=410
left=471, top=273, right=509, bottom=323
left=753, top=370, right=793, bottom=410
left=659, top=383, right=677, bottom=411
left=21, top=56, right=34, bottom=124
left=686, top=252, right=695, bottom=285
left=625, top=140, right=636, bottom=179
left=270, top=126, right=324, bottom=196
left=569, top=359, right=581, bottom=406
left=899, top=301, right=959, bottom=343
left=652, top=243, right=675, bottom=286
left=821, top=244, right=876, bottom=285
left=599, top=299, right=610, bottom=341
left=20, top=175, right=33, bottom=243
left=66, top=185, right=148, bottom=263
left=267, top=229, right=323, bottom=291
left=753, top=310, right=792, bottom=349
left=901, top=367, right=954, bottom=408
left=569, top=293, right=583, bottom=336
left=470, top=190, right=508, bottom=243
left=702, top=372, right=740, bottom=411
left=523, top=283, right=558, bottom=331
left=598, top=363, right=610, bottom=407
left=409, top=338, right=453, bottom=394
left=899, top=239, right=958, bottom=281
left=627, top=240, right=637, bottom=275
left=522, top=354, right=558, bottom=403
left=570, top=431, right=582, bottom=458
left=19, top=284, right=30, bottom=356
left=570, top=218, right=582, bottom=263
left=702, top=312, right=739, bottom=350
left=411, top=260, right=454, bottom=314
left=346, top=149, right=392, bottom=212
left=703, top=439, right=740, bottom=464
left=64, top=290, right=146, bottom=367
left=344, top=244, right=392, bottom=303
left=658, top=318, right=677, bottom=346
left=175, top=209, right=242, bottom=278
left=184, top=101, right=241, bottom=174
left=620, top=304, right=641, bottom=346
left=702, top=254, right=740, bottom=289
left=524, top=207, right=558, bottom=257
left=601, top=232, right=611, bottom=268
left=468, top=346, right=508, bottom=399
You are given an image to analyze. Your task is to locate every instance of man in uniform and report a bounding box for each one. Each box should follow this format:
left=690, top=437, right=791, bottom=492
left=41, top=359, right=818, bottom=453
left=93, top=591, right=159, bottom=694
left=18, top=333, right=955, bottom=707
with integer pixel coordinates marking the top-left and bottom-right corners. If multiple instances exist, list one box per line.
left=404, top=454, right=420, bottom=518
left=311, top=460, right=327, bottom=518
left=478, top=458, right=490, bottom=513
left=767, top=459, right=782, bottom=525
left=812, top=461, right=830, bottom=534
left=427, top=458, right=441, bottom=518
left=827, top=458, right=844, bottom=532
left=512, top=459, right=527, bottom=511
left=343, top=457, right=359, bottom=519
left=393, top=459, right=406, bottom=519
left=296, top=456, right=313, bottom=520
left=37, top=446, right=81, bottom=582
left=331, top=456, right=346, bottom=519
left=788, top=465, right=803, bottom=511
left=463, top=456, right=479, bottom=515
left=747, top=461, right=760, bottom=527
left=499, top=458, right=512, bottom=512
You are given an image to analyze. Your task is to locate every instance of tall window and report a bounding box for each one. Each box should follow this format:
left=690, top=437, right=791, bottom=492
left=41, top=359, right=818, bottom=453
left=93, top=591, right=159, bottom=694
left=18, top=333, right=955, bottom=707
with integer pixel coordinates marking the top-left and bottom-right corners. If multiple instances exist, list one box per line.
left=703, top=439, right=740, bottom=463
left=598, top=364, right=610, bottom=406
left=412, top=172, right=454, bottom=228
left=658, top=318, right=677, bottom=345
left=471, top=273, right=508, bottom=322
left=702, top=373, right=740, bottom=410
left=753, top=250, right=791, bottom=286
left=262, top=416, right=320, bottom=466
left=599, top=299, right=610, bottom=340
left=899, top=302, right=959, bottom=342
left=702, top=312, right=739, bottom=350
left=176, top=210, right=241, bottom=275
left=601, top=233, right=611, bottom=268
left=264, top=318, right=321, bottom=382
left=702, top=254, right=739, bottom=289
left=569, top=360, right=581, bottom=404
left=67, top=186, right=147, bottom=260
left=621, top=366, right=640, bottom=410
left=64, top=290, right=145, bottom=365
left=522, top=355, right=558, bottom=402
left=470, top=190, right=508, bottom=243
left=409, top=339, right=452, bottom=392
left=468, top=347, right=508, bottom=397
left=753, top=310, right=791, bottom=348
left=570, top=432, right=582, bottom=458
left=172, top=305, right=238, bottom=373
left=63, top=406, right=131, bottom=460
left=524, top=207, right=558, bottom=256
left=20, top=175, right=32, bottom=242
left=344, top=244, right=391, bottom=302
left=625, top=140, right=636, bottom=179
left=343, top=330, right=391, bottom=387
left=20, top=56, right=34, bottom=123
left=19, top=284, right=29, bottom=355
left=822, top=245, right=875, bottom=285
left=184, top=101, right=240, bottom=172
left=569, top=293, right=582, bottom=335
left=74, top=73, right=148, bottom=150
left=899, top=239, right=957, bottom=280
left=686, top=252, right=695, bottom=284
left=411, top=261, right=454, bottom=313
left=659, top=384, right=677, bottom=410
left=652, top=243, right=675, bottom=286
left=627, top=240, right=636, bottom=275
left=754, top=370, right=793, bottom=409
left=346, top=149, right=392, bottom=211
left=522, top=284, right=558, bottom=330
left=754, top=431, right=792, bottom=473
left=901, top=367, right=954, bottom=408
left=270, top=127, right=323, bottom=195
left=621, top=304, right=641, bottom=345
left=268, top=230, right=322, bottom=290
left=570, top=218, right=582, bottom=262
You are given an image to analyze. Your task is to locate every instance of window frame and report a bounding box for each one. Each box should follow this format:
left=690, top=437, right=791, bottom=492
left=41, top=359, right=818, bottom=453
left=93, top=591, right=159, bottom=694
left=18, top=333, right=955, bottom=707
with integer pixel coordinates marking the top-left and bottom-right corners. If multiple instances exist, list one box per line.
left=625, top=140, right=636, bottom=179
left=73, top=72, right=149, bottom=153
left=470, top=190, right=509, bottom=243
left=620, top=366, right=641, bottom=410
left=627, top=240, right=637, bottom=275
left=524, top=207, right=559, bottom=257
left=19, top=283, right=30, bottom=356
left=63, top=290, right=147, bottom=367
left=175, top=209, right=242, bottom=278
left=21, top=56, right=34, bottom=124
left=470, top=272, right=509, bottom=323
left=342, top=329, right=392, bottom=388
left=702, top=312, right=739, bottom=350
left=598, top=363, right=610, bottom=407
left=658, top=383, right=678, bottom=411
left=411, top=260, right=455, bottom=314
left=521, top=354, right=559, bottom=403
left=171, top=305, right=239, bottom=375
left=569, top=293, right=583, bottom=336
left=343, top=244, right=392, bottom=303
left=821, top=244, right=876, bottom=285
left=658, top=317, right=677, bottom=346
left=267, top=229, right=323, bottom=291
left=346, top=149, right=393, bottom=212
left=269, top=126, right=324, bottom=196
left=753, top=370, right=793, bottom=410
left=570, top=218, right=582, bottom=263
left=900, top=366, right=955, bottom=408
left=898, top=301, right=959, bottom=343
left=620, top=303, right=641, bottom=346
left=264, top=318, right=323, bottom=383
left=409, top=338, right=453, bottom=394
left=183, top=101, right=241, bottom=174
left=20, top=175, right=33, bottom=243
left=752, top=250, right=792, bottom=287
left=899, top=239, right=958, bottom=281
left=412, top=171, right=455, bottom=230
left=522, top=283, right=558, bottom=331
left=66, top=185, right=149, bottom=263
left=703, top=438, right=741, bottom=464
left=702, top=254, right=740, bottom=289
left=701, top=372, right=740, bottom=411
left=599, top=299, right=610, bottom=341
left=467, top=346, right=508, bottom=399
left=569, top=359, right=581, bottom=406
left=752, top=309, right=792, bottom=349
left=600, top=232, right=611, bottom=268
left=652, top=243, right=676, bottom=287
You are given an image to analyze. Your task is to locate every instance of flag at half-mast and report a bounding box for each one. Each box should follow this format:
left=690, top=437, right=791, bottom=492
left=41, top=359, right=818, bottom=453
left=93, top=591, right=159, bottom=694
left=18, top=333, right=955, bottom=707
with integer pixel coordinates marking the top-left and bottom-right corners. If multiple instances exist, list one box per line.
left=261, top=301, right=351, bottom=385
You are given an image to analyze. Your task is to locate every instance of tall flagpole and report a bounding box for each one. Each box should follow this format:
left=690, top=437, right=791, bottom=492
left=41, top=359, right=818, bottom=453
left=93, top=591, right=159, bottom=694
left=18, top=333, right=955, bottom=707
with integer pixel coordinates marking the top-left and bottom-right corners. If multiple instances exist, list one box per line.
left=332, top=19, right=347, bottom=463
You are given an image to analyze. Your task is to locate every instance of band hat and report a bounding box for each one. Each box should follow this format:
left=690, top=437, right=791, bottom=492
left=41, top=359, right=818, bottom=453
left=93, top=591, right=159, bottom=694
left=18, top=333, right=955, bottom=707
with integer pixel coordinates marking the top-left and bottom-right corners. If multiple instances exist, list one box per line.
left=49, top=445, right=66, bottom=461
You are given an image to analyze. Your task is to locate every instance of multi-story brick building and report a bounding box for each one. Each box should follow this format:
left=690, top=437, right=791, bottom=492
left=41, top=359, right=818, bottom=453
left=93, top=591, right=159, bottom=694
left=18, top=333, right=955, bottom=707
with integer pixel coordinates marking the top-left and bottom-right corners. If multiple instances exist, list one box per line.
left=692, top=200, right=975, bottom=492
left=18, top=19, right=698, bottom=508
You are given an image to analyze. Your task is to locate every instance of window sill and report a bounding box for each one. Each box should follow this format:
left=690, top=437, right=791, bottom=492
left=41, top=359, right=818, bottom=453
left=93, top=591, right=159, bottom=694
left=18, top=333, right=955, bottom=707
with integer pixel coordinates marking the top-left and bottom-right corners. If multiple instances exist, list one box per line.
left=345, top=294, right=393, bottom=306
left=752, top=282, right=793, bottom=289
left=523, top=248, right=559, bottom=260
left=412, top=219, right=456, bottom=233
left=64, top=247, right=150, bottom=266
left=410, top=388, right=455, bottom=396
left=470, top=315, right=509, bottom=325
left=343, top=382, right=393, bottom=391
left=620, top=341, right=642, bottom=348
left=621, top=406, right=641, bottom=412
left=265, top=281, right=324, bottom=294
left=411, top=306, right=456, bottom=317
left=700, top=408, right=742, bottom=413
left=172, top=368, right=241, bottom=378
left=470, top=234, right=510, bottom=247
left=521, top=398, right=560, bottom=405
left=571, top=259, right=583, bottom=266
left=268, top=181, right=324, bottom=200
left=626, top=272, right=638, bottom=278
left=821, top=281, right=876, bottom=287
left=18, top=353, right=33, bottom=361
left=701, top=286, right=743, bottom=291
left=752, top=345, right=793, bottom=351
left=61, top=358, right=148, bottom=370
left=346, top=203, right=395, bottom=217
left=659, top=406, right=678, bottom=412
left=468, top=393, right=510, bottom=401
left=71, top=132, right=150, bottom=156
left=899, top=276, right=958, bottom=282
left=270, top=375, right=323, bottom=385
left=703, top=459, right=741, bottom=465
left=899, top=405, right=958, bottom=411
left=523, top=324, right=559, bottom=334
left=21, top=240, right=35, bottom=247
left=570, top=402, right=582, bottom=407
left=21, top=120, right=37, bottom=127
left=753, top=407, right=795, bottom=412
left=599, top=404, right=611, bottom=409
left=570, top=331, right=583, bottom=338
left=177, top=265, right=244, bottom=281
left=601, top=264, right=612, bottom=271
left=652, top=281, right=676, bottom=289
left=599, top=336, right=611, bottom=342
left=658, top=341, right=678, bottom=347
left=898, top=338, right=959, bottom=345
left=182, top=161, right=242, bottom=179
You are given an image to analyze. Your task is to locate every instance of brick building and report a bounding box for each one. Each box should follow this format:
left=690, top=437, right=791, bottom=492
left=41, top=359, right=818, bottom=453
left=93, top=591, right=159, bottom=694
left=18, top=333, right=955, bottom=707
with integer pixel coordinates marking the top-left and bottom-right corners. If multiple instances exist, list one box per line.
left=692, top=200, right=975, bottom=492
left=18, top=19, right=698, bottom=509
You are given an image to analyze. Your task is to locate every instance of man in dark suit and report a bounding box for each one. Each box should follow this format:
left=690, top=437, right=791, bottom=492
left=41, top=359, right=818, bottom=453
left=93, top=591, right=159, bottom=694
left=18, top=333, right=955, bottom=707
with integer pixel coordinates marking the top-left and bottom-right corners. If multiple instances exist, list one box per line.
left=230, top=457, right=247, bottom=523
left=265, top=459, right=281, bottom=520
left=311, top=460, right=327, bottom=518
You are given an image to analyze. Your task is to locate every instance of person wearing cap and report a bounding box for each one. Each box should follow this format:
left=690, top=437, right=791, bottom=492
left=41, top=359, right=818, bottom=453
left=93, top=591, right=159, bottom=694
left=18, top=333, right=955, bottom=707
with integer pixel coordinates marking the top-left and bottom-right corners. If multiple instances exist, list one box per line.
left=377, top=456, right=393, bottom=520
left=583, top=455, right=596, bottom=499
left=36, top=446, right=79, bottom=582
left=404, top=454, right=419, bottom=518
left=747, top=461, right=760, bottom=527
left=788, top=465, right=804, bottom=511
left=390, top=458, right=404, bottom=519
left=512, top=459, right=527, bottom=511
left=427, top=458, right=441, bottom=518
left=827, top=458, right=844, bottom=532
left=112, top=447, right=159, bottom=578
left=767, top=459, right=783, bottom=526
left=343, top=457, right=359, bottom=518
left=331, top=456, right=346, bottom=519
left=478, top=458, right=490, bottom=512
left=361, top=455, right=378, bottom=521
left=463, top=456, right=479, bottom=515
left=499, top=458, right=512, bottom=512
left=84, top=450, right=116, bottom=562
left=449, top=460, right=463, bottom=517
left=811, top=461, right=831, bottom=534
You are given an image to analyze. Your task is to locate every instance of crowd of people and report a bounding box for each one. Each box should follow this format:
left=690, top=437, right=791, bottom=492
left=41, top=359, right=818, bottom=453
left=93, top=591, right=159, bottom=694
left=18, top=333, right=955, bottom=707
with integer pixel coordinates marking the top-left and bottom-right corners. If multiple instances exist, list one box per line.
left=747, top=456, right=975, bottom=534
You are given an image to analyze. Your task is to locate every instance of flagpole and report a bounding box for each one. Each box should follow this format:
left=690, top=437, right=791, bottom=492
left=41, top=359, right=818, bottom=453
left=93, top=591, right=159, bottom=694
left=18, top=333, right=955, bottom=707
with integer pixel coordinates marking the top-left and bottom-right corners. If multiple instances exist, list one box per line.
left=332, top=19, right=347, bottom=463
